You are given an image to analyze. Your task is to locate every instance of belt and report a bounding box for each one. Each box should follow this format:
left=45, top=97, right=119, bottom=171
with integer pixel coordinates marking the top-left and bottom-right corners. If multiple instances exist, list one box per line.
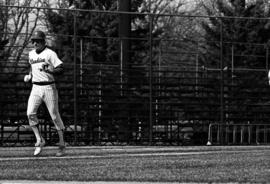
left=32, top=81, right=55, bottom=85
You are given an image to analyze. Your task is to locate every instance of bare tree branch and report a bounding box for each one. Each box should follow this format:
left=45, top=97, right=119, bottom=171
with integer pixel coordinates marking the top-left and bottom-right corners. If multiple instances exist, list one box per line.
left=1, top=0, right=48, bottom=74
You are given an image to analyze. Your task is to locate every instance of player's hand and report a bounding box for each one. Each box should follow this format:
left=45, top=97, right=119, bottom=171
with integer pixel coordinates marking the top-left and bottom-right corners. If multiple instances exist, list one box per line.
left=40, top=63, right=53, bottom=74
left=24, top=74, right=32, bottom=83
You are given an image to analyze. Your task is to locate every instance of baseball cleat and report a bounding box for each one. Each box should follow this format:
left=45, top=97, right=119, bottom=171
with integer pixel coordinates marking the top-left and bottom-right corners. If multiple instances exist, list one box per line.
left=34, top=137, right=45, bottom=156
left=56, top=144, right=66, bottom=157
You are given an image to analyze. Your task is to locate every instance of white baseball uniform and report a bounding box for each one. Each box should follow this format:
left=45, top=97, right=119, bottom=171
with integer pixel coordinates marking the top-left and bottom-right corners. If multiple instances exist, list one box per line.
left=27, top=47, right=65, bottom=130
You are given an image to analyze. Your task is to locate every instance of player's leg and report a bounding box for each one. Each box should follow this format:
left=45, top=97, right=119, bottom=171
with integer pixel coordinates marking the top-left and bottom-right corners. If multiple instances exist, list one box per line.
left=27, top=88, right=45, bottom=155
left=44, top=85, right=66, bottom=156
left=47, top=105, right=65, bottom=145
left=27, top=91, right=43, bottom=142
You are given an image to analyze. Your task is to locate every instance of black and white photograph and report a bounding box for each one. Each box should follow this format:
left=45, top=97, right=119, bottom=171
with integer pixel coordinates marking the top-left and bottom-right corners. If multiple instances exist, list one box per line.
left=0, top=0, right=270, bottom=183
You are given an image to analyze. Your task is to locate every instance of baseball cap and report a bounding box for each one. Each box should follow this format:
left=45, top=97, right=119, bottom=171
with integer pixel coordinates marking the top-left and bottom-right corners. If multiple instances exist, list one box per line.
left=31, top=31, right=46, bottom=41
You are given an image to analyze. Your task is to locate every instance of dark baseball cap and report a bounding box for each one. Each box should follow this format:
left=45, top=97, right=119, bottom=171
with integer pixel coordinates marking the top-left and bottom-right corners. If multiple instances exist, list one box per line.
left=31, top=31, right=46, bottom=40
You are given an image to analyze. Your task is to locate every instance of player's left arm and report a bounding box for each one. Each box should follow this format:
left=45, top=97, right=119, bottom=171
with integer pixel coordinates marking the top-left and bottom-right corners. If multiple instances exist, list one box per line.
left=53, top=63, right=64, bottom=75
left=44, top=50, right=64, bottom=75
left=44, top=63, right=64, bottom=75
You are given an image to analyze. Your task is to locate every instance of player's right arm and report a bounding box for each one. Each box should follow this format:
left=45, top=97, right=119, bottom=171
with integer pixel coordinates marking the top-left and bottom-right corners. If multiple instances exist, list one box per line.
left=29, top=67, right=32, bottom=77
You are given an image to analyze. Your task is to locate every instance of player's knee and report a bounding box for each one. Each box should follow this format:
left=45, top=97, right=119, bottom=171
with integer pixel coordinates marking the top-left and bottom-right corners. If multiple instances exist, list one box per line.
left=27, top=114, right=38, bottom=124
left=51, top=116, right=64, bottom=130
left=50, top=112, right=61, bottom=122
left=27, top=113, right=36, bottom=120
left=51, top=115, right=57, bottom=122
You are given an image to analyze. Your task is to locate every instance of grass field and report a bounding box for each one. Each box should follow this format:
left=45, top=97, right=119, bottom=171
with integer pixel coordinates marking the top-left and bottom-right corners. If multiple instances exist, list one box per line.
left=0, top=146, right=270, bottom=183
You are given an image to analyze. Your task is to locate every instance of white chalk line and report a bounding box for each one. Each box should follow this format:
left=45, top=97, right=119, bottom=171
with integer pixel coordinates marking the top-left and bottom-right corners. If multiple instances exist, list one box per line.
left=0, top=149, right=266, bottom=162
left=0, top=180, right=184, bottom=184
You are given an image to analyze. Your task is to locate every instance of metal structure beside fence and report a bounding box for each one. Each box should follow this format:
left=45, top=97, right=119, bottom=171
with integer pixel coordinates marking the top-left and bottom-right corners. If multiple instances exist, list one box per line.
left=1, top=4, right=270, bottom=146
left=207, top=123, right=270, bottom=145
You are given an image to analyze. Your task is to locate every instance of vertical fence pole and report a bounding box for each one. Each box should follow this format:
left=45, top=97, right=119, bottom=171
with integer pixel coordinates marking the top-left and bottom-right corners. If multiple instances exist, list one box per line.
left=1, top=120, right=3, bottom=146
left=195, top=42, right=199, bottom=95
left=206, top=123, right=213, bottom=145
left=120, top=41, right=123, bottom=96
left=266, top=45, right=269, bottom=71
left=231, top=44, right=234, bottom=79
left=248, top=122, right=251, bottom=144
left=264, top=125, right=267, bottom=144
left=119, top=0, right=131, bottom=96
left=240, top=125, right=244, bottom=144
left=98, top=68, right=102, bottom=143
left=233, top=125, right=236, bottom=144
left=218, top=18, right=224, bottom=144
left=149, top=14, right=153, bottom=145
left=73, top=9, right=78, bottom=144
left=266, top=47, right=269, bottom=145
left=80, top=39, right=83, bottom=95
left=256, top=125, right=259, bottom=144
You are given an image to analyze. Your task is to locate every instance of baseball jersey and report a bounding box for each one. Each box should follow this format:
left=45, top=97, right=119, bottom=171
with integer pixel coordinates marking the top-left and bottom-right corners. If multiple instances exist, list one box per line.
left=29, top=47, right=63, bottom=83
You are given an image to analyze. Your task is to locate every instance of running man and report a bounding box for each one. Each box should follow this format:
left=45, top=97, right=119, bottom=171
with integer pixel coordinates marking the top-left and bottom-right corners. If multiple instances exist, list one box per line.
left=24, top=30, right=66, bottom=156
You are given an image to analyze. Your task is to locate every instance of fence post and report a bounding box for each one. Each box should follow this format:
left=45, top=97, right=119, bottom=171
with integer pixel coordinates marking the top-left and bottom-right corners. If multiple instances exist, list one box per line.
left=206, top=123, right=213, bottom=145
left=0, top=121, right=3, bottom=146
left=240, top=125, right=244, bottom=144
left=149, top=14, right=153, bottom=145
left=233, top=125, right=236, bottom=144
left=219, top=18, right=224, bottom=144
left=73, top=9, right=78, bottom=144
left=264, top=125, right=267, bottom=144
left=119, top=0, right=131, bottom=96
left=266, top=45, right=269, bottom=71
left=248, top=123, right=251, bottom=144
left=256, top=125, right=259, bottom=144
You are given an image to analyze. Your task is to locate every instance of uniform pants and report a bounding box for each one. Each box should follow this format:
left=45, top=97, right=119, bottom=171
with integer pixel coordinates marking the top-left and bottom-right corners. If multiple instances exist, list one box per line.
left=27, top=84, right=65, bottom=130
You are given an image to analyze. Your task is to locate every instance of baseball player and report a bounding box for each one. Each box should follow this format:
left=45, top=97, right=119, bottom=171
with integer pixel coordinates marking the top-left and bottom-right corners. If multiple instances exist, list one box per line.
left=24, top=30, right=66, bottom=156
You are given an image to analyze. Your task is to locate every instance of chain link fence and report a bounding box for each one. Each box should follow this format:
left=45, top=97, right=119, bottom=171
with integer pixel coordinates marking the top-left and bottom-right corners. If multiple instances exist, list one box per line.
left=1, top=4, right=270, bottom=146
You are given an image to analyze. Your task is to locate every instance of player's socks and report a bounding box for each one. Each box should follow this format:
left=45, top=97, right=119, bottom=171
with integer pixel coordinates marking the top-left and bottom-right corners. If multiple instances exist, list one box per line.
left=56, top=143, right=66, bottom=157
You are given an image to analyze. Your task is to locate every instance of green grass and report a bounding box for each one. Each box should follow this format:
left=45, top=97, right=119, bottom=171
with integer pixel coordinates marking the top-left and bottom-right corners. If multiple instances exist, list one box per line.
left=0, top=146, right=269, bottom=183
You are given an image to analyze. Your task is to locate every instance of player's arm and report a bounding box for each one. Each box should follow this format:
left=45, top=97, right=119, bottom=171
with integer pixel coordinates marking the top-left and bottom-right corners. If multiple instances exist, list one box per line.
left=24, top=66, right=32, bottom=83
left=29, top=67, right=32, bottom=76
left=43, top=51, right=64, bottom=75
left=44, top=63, right=64, bottom=75
left=52, top=63, right=64, bottom=75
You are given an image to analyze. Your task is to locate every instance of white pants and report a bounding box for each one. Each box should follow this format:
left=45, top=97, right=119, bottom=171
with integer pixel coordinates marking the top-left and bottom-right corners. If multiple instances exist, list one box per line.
left=27, top=84, right=65, bottom=130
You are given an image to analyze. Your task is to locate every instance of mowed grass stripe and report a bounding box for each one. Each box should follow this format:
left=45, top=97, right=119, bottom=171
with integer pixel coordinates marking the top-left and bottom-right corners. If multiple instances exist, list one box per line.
left=0, top=147, right=269, bottom=182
